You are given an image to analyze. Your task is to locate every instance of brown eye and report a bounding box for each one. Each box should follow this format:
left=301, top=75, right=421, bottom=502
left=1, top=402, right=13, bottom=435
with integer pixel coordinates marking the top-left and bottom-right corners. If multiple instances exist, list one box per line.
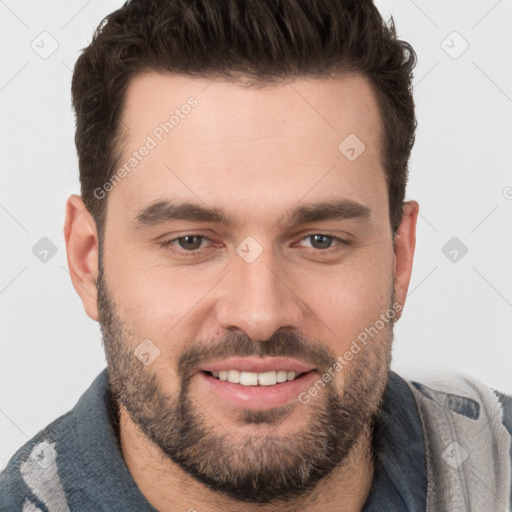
left=177, top=235, right=205, bottom=250
left=159, top=233, right=218, bottom=258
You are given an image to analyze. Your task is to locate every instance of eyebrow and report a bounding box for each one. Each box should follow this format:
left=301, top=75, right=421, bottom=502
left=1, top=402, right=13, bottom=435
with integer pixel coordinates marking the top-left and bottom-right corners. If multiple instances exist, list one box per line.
left=133, top=198, right=371, bottom=230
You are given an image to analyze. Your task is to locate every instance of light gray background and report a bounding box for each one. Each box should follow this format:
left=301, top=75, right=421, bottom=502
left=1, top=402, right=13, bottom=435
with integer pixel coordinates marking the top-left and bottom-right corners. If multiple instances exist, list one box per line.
left=1, top=0, right=511, bottom=468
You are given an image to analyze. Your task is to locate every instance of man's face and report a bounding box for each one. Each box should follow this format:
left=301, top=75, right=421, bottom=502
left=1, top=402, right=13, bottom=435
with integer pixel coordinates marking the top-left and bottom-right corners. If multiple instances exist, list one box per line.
left=96, top=72, right=399, bottom=501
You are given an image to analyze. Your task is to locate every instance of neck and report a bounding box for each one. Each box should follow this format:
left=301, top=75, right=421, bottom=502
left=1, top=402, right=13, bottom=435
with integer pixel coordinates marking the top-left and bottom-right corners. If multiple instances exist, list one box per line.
left=119, top=406, right=375, bottom=512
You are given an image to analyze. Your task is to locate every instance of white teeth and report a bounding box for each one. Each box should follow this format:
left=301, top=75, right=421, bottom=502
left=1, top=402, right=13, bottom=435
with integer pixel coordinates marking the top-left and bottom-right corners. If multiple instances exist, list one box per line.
left=210, top=370, right=301, bottom=386
left=227, top=369, right=240, bottom=384
left=258, top=371, right=277, bottom=386
left=276, top=370, right=288, bottom=383
left=239, top=371, right=258, bottom=386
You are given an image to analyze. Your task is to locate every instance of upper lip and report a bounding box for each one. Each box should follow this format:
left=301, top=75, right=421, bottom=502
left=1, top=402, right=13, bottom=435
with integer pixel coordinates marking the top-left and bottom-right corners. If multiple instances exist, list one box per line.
left=199, top=356, right=316, bottom=374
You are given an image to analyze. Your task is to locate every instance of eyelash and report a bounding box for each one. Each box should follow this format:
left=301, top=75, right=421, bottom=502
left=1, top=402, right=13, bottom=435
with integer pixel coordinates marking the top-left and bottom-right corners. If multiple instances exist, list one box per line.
left=158, top=233, right=351, bottom=258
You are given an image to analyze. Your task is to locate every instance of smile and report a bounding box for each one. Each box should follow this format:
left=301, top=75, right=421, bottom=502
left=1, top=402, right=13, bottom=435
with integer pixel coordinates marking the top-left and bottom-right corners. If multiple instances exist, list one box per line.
left=208, top=369, right=303, bottom=386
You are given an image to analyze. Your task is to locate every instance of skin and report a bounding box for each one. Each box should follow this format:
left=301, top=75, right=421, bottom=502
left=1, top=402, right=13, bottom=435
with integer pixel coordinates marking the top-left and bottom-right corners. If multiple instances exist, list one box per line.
left=64, top=72, right=418, bottom=511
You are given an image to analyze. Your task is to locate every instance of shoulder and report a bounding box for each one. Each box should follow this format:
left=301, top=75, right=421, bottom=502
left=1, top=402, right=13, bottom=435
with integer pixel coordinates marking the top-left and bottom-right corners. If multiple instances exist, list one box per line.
left=0, top=410, right=73, bottom=510
left=403, top=371, right=512, bottom=510
left=0, top=370, right=109, bottom=511
left=401, top=369, right=511, bottom=431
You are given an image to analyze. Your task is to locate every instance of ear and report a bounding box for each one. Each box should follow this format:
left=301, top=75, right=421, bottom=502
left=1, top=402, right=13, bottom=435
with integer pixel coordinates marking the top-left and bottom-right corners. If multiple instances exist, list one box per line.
left=393, top=201, right=419, bottom=320
left=64, top=195, right=99, bottom=321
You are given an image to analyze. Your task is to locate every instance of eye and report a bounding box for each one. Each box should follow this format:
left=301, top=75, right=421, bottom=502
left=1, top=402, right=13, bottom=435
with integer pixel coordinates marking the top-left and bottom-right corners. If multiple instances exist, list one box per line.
left=298, top=234, right=345, bottom=250
left=303, top=234, right=333, bottom=249
left=175, top=235, right=207, bottom=251
left=160, top=234, right=213, bottom=254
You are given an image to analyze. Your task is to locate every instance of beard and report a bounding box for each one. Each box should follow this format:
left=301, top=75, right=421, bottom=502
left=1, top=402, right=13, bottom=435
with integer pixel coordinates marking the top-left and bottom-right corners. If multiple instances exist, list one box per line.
left=96, top=263, right=394, bottom=503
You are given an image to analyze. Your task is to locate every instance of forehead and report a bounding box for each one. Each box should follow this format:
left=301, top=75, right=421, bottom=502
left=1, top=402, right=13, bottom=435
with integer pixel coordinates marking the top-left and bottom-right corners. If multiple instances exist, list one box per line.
left=110, top=72, right=387, bottom=226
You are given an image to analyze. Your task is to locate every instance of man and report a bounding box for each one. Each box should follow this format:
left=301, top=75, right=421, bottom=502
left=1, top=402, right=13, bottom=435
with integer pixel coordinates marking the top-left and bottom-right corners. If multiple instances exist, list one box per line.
left=1, top=0, right=511, bottom=510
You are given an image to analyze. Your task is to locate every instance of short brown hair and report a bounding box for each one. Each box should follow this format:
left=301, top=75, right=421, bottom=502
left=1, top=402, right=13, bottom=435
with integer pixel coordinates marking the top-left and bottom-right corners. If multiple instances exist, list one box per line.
left=72, top=0, right=417, bottom=235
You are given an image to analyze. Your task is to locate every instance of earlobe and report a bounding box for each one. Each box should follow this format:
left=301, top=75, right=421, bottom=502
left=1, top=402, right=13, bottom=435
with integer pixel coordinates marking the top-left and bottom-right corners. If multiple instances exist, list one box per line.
left=393, top=200, right=419, bottom=320
left=64, top=195, right=99, bottom=321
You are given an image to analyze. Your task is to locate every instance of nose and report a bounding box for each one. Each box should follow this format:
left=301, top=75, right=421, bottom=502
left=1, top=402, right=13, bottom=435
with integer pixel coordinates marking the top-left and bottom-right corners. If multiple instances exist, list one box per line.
left=215, top=249, right=304, bottom=342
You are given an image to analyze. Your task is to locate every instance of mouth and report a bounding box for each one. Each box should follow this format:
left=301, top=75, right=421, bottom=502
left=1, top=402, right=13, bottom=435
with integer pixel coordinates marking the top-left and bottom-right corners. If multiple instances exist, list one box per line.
left=204, top=369, right=305, bottom=386
left=196, top=357, right=318, bottom=410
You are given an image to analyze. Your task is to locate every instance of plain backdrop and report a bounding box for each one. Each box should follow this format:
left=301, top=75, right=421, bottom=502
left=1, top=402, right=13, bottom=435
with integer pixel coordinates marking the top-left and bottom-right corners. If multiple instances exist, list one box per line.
left=1, top=0, right=511, bottom=469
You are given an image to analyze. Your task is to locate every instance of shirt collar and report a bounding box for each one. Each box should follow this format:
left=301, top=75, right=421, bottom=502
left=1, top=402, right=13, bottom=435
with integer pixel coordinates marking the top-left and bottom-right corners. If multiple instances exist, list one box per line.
left=362, top=370, right=427, bottom=511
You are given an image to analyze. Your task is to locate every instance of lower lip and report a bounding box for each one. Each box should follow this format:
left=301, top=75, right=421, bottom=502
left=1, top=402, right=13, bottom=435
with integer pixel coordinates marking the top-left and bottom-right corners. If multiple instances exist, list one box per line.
left=197, top=371, right=319, bottom=410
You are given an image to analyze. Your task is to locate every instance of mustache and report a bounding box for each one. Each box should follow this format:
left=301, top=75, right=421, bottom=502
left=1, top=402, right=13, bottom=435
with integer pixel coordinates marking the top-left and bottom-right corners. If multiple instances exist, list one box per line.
left=178, top=329, right=337, bottom=381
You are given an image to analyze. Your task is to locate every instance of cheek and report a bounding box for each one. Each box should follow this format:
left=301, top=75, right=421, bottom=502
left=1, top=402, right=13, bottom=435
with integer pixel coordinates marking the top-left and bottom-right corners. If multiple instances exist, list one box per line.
left=293, top=250, right=394, bottom=347
left=106, top=256, right=220, bottom=347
